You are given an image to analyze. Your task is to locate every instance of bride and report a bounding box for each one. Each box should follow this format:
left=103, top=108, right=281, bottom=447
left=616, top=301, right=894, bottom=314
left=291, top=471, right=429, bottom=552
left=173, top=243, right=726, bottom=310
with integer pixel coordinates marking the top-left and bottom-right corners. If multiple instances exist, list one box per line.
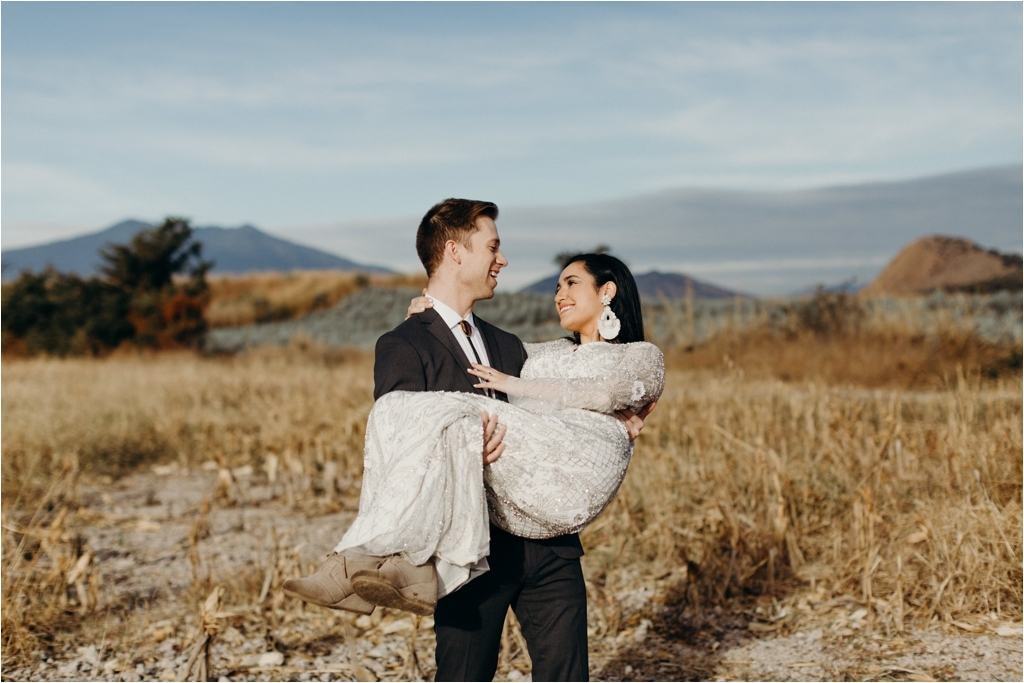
left=284, top=253, right=664, bottom=616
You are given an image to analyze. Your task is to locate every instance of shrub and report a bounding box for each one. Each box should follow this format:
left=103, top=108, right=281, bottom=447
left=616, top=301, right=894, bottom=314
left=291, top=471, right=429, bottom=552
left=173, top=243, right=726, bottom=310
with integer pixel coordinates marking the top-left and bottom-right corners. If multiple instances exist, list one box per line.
left=1, top=269, right=133, bottom=356
left=1, top=218, right=212, bottom=356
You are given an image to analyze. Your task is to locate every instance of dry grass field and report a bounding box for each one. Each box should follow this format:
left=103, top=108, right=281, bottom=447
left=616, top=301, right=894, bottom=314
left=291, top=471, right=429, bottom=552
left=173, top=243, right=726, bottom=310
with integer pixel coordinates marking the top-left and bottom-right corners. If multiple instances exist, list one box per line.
left=206, top=272, right=427, bottom=328
left=2, top=327, right=1021, bottom=680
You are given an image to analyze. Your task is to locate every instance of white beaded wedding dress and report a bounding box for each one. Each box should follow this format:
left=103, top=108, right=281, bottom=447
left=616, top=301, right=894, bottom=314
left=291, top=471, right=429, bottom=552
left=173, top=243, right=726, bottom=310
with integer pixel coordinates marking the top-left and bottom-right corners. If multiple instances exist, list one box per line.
left=333, top=338, right=665, bottom=596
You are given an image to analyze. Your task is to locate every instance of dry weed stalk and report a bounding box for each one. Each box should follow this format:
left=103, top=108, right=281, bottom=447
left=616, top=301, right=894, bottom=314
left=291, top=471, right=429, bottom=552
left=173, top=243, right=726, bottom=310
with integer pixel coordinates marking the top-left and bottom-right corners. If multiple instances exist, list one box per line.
left=498, top=609, right=532, bottom=675
left=189, top=499, right=211, bottom=587
left=179, top=586, right=224, bottom=681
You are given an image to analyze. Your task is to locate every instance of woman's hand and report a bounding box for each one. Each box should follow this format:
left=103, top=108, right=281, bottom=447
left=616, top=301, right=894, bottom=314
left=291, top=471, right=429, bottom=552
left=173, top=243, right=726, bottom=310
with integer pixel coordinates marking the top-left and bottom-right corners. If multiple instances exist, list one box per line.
left=468, top=363, right=511, bottom=394
left=614, top=400, right=657, bottom=442
left=406, top=289, right=434, bottom=319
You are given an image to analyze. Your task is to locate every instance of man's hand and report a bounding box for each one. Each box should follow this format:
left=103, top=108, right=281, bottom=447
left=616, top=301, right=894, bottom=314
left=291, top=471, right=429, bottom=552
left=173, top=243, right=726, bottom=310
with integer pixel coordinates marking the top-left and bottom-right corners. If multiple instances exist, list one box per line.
left=615, top=401, right=658, bottom=442
left=482, top=411, right=507, bottom=464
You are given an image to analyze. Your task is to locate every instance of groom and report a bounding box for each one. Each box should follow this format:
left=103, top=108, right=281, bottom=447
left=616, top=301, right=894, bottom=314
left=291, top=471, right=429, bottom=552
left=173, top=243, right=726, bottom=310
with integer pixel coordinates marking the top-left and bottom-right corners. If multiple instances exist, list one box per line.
left=373, top=198, right=649, bottom=681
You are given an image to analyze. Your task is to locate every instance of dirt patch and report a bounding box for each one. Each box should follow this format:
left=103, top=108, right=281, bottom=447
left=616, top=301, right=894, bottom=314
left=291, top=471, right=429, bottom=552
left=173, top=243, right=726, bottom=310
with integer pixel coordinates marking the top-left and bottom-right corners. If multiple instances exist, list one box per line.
left=713, top=628, right=1023, bottom=682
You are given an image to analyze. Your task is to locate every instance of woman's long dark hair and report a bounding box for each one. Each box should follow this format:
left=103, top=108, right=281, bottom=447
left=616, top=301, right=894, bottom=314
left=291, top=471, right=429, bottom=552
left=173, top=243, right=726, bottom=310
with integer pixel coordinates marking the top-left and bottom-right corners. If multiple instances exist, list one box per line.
left=563, top=253, right=645, bottom=344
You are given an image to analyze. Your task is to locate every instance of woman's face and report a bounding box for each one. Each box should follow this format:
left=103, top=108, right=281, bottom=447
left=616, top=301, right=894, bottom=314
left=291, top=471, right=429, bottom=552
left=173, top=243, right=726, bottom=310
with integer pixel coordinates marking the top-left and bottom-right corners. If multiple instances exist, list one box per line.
left=554, top=261, right=613, bottom=336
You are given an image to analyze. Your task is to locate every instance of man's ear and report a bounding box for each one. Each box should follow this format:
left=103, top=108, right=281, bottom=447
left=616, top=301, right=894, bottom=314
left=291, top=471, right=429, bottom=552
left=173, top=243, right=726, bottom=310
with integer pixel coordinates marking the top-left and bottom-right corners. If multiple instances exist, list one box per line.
left=444, top=239, right=462, bottom=265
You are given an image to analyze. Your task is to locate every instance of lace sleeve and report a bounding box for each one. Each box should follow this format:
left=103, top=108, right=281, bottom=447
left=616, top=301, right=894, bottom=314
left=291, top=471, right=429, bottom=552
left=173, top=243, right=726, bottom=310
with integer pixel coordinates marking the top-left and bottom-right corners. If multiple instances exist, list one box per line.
left=504, top=342, right=664, bottom=413
left=522, top=342, right=545, bottom=359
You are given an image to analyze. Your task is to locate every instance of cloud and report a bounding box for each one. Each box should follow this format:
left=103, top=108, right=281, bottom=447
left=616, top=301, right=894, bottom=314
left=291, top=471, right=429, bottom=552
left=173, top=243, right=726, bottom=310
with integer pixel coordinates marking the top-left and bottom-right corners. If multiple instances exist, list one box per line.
left=0, top=161, right=174, bottom=229
left=649, top=255, right=892, bottom=276
left=128, top=132, right=488, bottom=172
left=0, top=221, right=98, bottom=250
left=1, top=3, right=1019, bottom=238
left=1, top=162, right=128, bottom=212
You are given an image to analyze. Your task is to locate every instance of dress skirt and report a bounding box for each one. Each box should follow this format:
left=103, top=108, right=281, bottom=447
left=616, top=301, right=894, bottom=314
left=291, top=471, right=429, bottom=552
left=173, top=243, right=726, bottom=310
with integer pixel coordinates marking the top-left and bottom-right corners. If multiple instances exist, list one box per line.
left=334, top=390, right=632, bottom=597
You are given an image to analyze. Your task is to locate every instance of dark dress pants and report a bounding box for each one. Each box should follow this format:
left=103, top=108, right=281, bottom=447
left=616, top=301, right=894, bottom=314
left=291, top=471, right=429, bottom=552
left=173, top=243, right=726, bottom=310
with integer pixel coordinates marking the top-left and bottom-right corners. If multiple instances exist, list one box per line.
left=433, top=526, right=589, bottom=682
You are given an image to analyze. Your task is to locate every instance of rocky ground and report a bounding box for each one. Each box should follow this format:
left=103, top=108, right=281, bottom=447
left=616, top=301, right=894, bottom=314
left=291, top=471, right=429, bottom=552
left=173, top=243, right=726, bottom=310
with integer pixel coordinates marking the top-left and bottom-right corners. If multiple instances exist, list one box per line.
left=204, top=288, right=567, bottom=353
left=4, top=466, right=1021, bottom=682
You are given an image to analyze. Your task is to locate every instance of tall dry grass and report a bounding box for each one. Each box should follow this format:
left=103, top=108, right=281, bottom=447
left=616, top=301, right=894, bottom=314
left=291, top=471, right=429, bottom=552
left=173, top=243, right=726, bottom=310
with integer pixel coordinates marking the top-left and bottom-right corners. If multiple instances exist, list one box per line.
left=206, top=271, right=427, bottom=328
left=667, top=328, right=1022, bottom=389
left=587, top=367, right=1021, bottom=638
left=659, top=290, right=1021, bottom=389
left=2, top=343, right=1021, bottom=667
left=1, top=345, right=374, bottom=500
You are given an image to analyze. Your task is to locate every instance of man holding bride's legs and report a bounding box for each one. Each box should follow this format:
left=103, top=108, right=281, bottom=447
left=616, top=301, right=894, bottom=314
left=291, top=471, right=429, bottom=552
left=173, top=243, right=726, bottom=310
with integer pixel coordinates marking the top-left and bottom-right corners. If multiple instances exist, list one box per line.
left=370, top=198, right=652, bottom=681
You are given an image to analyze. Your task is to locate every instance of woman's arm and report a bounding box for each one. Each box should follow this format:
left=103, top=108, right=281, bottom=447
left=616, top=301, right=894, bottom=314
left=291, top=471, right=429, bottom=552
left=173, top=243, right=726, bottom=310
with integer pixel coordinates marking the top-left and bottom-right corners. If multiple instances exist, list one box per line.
left=469, top=343, right=665, bottom=414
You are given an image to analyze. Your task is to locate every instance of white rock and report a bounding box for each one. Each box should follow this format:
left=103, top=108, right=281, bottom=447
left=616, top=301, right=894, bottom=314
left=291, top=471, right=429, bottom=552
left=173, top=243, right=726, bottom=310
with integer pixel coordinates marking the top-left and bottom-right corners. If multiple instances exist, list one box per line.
left=77, top=645, right=99, bottom=664
left=634, top=618, right=652, bottom=643
left=257, top=651, right=285, bottom=667
left=381, top=618, right=413, bottom=634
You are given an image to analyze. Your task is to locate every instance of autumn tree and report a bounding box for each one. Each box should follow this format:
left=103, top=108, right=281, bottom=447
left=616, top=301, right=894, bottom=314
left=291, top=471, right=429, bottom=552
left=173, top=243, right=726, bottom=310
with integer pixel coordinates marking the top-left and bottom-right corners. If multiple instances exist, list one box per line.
left=2, top=217, right=213, bottom=355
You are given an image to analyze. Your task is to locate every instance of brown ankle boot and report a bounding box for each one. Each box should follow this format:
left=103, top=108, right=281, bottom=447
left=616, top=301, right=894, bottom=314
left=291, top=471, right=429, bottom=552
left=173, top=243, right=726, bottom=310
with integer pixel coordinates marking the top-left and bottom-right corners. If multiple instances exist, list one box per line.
left=282, top=550, right=378, bottom=614
left=351, top=556, right=438, bottom=616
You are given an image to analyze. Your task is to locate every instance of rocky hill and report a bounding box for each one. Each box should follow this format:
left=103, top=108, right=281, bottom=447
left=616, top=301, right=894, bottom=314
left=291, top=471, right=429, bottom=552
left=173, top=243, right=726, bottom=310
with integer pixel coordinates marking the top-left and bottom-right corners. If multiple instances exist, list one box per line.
left=860, top=236, right=1022, bottom=297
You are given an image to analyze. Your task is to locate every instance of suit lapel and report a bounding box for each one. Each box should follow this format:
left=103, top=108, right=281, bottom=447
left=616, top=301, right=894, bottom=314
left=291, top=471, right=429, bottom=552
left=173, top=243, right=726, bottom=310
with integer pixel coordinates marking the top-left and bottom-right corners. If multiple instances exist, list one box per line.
left=420, top=309, right=479, bottom=394
left=476, top=317, right=504, bottom=374
left=476, top=317, right=514, bottom=403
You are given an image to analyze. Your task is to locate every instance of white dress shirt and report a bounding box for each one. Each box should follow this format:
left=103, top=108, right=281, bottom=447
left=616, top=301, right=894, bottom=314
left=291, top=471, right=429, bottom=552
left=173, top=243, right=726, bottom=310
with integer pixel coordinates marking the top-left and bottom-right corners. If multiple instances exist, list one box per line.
left=426, top=293, right=492, bottom=368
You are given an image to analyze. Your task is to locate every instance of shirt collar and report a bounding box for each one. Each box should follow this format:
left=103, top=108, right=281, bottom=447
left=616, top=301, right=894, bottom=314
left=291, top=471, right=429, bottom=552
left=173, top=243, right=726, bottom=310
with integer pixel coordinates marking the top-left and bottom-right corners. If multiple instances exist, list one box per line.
left=425, top=293, right=477, bottom=331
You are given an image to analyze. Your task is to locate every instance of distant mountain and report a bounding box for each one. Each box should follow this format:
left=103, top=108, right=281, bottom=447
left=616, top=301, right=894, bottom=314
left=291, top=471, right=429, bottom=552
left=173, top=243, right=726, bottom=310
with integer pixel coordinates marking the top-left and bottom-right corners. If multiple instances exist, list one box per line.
left=520, top=270, right=739, bottom=300
left=860, top=236, right=1022, bottom=296
left=191, top=225, right=391, bottom=274
left=1, top=220, right=392, bottom=277
left=1, top=220, right=151, bottom=277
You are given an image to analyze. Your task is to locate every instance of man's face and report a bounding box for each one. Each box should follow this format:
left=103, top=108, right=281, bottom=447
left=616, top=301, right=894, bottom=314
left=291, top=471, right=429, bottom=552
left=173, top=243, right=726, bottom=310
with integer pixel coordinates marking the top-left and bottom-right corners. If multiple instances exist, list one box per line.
left=457, top=216, right=508, bottom=301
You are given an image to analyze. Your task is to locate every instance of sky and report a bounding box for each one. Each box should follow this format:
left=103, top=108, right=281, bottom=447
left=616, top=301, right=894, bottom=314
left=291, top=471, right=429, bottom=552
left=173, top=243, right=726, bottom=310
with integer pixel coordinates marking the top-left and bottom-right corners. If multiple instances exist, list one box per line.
left=2, top=2, right=1021, bottom=290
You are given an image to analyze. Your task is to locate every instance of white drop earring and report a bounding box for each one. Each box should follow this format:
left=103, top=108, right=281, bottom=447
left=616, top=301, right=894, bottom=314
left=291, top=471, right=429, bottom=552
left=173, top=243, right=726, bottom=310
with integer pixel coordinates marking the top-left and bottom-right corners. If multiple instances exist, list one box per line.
left=597, top=294, right=620, bottom=340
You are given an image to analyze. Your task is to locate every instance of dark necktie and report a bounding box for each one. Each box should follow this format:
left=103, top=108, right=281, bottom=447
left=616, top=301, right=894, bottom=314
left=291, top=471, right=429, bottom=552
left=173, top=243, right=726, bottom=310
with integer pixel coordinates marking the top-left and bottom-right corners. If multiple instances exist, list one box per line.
left=460, top=320, right=493, bottom=398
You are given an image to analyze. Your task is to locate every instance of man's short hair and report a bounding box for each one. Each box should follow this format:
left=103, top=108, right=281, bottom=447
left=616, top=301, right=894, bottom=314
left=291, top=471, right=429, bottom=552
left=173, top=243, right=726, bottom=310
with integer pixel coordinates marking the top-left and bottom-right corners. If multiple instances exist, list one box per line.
left=416, top=198, right=499, bottom=277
